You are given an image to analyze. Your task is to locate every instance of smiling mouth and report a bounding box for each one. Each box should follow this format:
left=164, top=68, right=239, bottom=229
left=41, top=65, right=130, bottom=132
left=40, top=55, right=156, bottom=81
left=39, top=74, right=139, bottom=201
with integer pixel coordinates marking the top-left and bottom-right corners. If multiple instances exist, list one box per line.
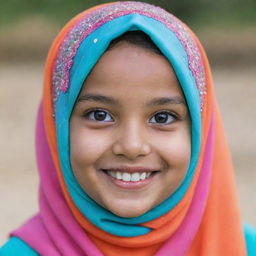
left=101, top=169, right=159, bottom=182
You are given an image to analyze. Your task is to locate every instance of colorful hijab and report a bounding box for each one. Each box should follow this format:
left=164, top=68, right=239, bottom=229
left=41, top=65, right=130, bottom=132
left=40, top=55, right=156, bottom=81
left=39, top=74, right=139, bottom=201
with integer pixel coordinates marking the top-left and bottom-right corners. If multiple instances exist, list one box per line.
left=12, top=2, right=247, bottom=255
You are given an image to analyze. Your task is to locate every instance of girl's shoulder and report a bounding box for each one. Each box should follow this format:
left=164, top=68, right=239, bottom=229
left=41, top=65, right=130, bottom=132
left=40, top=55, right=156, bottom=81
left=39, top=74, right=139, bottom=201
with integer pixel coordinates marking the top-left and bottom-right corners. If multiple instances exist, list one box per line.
left=0, top=237, right=38, bottom=256
left=244, top=223, right=256, bottom=256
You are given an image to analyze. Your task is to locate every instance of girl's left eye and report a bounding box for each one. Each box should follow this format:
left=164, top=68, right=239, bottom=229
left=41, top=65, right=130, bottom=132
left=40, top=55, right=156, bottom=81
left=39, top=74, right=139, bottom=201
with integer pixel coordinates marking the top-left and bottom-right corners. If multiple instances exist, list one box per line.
left=86, top=110, right=113, bottom=122
left=149, top=111, right=177, bottom=125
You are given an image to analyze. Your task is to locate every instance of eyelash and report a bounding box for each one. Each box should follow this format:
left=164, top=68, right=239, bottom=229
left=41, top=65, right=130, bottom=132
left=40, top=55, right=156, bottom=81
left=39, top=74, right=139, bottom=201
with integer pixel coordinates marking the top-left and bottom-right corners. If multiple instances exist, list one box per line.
left=149, top=111, right=178, bottom=125
left=84, top=109, right=114, bottom=122
left=83, top=109, right=178, bottom=125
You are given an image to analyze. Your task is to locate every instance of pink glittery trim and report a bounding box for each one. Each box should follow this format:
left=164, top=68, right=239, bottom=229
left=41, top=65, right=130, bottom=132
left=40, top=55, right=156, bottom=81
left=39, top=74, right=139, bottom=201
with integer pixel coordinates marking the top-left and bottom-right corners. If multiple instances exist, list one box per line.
left=52, top=2, right=206, bottom=109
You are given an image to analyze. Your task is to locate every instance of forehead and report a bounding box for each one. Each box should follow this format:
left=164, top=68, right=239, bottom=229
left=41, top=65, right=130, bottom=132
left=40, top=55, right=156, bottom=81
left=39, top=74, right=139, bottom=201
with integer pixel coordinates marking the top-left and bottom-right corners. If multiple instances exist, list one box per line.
left=80, top=42, right=183, bottom=99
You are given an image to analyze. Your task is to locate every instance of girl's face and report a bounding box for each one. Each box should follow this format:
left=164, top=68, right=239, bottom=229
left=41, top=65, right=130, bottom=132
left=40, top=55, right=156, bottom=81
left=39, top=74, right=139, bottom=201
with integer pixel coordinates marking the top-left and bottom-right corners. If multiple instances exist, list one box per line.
left=70, top=42, right=191, bottom=218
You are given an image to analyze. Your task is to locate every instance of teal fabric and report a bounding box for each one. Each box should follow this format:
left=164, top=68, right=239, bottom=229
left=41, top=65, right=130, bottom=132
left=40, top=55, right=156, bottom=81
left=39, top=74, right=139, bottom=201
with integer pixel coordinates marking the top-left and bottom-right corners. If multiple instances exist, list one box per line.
left=244, top=223, right=256, bottom=256
left=55, top=13, right=201, bottom=237
left=1, top=226, right=255, bottom=255
left=0, top=237, right=38, bottom=256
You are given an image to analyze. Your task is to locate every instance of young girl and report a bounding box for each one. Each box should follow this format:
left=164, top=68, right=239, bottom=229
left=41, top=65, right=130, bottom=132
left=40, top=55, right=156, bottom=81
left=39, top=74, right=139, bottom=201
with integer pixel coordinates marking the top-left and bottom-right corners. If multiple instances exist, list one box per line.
left=1, top=1, right=255, bottom=255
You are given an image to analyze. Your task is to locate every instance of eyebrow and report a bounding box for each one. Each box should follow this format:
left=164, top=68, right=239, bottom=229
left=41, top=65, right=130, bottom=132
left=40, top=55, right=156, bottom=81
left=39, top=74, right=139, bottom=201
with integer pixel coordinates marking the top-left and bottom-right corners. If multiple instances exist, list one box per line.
left=77, top=93, right=186, bottom=107
left=147, top=96, right=186, bottom=107
left=77, top=93, right=120, bottom=106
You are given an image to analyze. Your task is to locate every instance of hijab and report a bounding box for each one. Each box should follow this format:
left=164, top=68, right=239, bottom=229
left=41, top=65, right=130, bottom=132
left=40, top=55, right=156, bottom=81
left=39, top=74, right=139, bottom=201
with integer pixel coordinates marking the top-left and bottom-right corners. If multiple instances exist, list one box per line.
left=12, top=2, right=247, bottom=255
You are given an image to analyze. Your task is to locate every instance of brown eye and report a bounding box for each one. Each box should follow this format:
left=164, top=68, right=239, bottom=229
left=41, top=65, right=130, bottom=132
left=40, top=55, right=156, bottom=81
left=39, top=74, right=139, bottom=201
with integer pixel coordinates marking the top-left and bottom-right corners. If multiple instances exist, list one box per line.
left=87, top=110, right=113, bottom=122
left=149, top=111, right=176, bottom=124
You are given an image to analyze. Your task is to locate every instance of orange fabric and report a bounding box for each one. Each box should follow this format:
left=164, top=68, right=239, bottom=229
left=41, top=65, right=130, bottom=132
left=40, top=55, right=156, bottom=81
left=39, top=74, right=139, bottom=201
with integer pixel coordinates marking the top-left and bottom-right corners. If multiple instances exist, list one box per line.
left=89, top=234, right=164, bottom=256
left=187, top=29, right=246, bottom=255
left=186, top=27, right=246, bottom=255
left=42, top=5, right=247, bottom=255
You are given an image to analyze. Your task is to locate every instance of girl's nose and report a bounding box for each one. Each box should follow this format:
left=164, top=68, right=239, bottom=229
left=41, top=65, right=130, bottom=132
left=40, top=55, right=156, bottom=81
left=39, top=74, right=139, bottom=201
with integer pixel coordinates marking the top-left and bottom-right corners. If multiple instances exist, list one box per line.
left=112, top=122, right=151, bottom=160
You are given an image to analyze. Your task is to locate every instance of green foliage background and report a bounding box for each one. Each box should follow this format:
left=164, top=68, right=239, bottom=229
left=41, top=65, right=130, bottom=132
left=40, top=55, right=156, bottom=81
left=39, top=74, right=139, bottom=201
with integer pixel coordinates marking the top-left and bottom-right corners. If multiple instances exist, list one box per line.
left=1, top=0, right=256, bottom=28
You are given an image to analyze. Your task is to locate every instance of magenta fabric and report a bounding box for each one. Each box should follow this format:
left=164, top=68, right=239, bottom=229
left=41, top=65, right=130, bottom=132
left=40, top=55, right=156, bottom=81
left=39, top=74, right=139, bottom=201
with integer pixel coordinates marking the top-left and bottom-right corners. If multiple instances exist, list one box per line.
left=12, top=104, right=104, bottom=256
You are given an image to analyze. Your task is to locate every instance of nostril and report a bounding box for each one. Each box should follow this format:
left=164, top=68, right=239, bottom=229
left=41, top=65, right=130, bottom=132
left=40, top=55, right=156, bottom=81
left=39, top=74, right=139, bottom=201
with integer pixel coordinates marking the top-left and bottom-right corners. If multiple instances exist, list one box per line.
left=112, top=140, right=151, bottom=159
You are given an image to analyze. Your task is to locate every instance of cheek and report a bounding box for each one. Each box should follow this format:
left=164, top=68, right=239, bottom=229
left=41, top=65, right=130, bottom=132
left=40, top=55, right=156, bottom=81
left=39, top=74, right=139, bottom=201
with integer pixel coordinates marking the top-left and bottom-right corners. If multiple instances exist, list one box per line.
left=69, top=124, right=111, bottom=170
left=155, top=128, right=191, bottom=170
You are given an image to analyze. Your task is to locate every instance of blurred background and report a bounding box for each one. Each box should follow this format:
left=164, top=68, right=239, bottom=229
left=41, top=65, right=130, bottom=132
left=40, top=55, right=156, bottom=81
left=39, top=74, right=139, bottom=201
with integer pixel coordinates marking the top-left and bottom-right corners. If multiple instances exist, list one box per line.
left=0, top=0, right=255, bottom=245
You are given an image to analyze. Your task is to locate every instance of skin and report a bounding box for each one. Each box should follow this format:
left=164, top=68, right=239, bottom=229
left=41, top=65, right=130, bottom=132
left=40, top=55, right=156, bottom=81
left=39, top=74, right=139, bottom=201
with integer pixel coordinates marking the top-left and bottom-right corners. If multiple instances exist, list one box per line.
left=70, top=42, right=191, bottom=218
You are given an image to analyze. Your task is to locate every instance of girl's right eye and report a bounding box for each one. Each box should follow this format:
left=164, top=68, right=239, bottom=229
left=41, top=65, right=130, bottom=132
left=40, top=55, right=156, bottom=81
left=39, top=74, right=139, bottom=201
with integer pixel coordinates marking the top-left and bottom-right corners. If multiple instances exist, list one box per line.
left=85, top=110, right=113, bottom=122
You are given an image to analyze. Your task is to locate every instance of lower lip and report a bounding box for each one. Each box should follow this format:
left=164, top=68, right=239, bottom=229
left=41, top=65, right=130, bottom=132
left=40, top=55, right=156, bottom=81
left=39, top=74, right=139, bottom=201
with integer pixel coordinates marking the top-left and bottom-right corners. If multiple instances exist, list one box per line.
left=102, top=171, right=157, bottom=189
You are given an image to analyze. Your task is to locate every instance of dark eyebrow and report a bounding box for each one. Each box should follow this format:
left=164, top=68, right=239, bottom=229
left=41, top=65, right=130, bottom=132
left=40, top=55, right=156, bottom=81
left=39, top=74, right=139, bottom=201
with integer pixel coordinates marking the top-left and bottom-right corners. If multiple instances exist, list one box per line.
left=77, top=93, right=120, bottom=106
left=77, top=93, right=186, bottom=108
left=147, top=96, right=186, bottom=107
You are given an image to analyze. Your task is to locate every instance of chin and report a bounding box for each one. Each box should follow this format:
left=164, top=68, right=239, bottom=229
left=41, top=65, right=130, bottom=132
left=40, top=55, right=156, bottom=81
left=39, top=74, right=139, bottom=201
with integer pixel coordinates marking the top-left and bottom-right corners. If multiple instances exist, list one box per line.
left=112, top=210, right=147, bottom=218
left=106, top=203, right=151, bottom=218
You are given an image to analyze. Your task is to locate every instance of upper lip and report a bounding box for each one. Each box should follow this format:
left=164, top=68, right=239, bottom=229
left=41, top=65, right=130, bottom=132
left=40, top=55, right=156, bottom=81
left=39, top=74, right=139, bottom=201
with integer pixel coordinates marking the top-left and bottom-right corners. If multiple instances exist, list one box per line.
left=101, top=166, right=159, bottom=173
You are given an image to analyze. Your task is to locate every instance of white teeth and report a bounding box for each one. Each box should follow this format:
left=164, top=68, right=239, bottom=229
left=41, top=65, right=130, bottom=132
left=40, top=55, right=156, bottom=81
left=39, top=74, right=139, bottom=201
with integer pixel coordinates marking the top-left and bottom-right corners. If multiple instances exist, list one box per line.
left=110, top=171, right=115, bottom=178
left=131, top=172, right=140, bottom=182
left=106, top=170, right=153, bottom=181
left=116, top=171, right=122, bottom=180
left=122, top=173, right=131, bottom=181
left=140, top=172, right=146, bottom=180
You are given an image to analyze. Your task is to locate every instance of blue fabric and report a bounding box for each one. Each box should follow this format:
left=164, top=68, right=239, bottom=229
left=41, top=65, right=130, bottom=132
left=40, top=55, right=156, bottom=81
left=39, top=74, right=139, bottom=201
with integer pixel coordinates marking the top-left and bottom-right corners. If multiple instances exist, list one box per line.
left=0, top=237, right=38, bottom=256
left=244, top=223, right=256, bottom=256
left=2, top=228, right=255, bottom=255
left=55, top=14, right=201, bottom=237
left=1, top=227, right=255, bottom=255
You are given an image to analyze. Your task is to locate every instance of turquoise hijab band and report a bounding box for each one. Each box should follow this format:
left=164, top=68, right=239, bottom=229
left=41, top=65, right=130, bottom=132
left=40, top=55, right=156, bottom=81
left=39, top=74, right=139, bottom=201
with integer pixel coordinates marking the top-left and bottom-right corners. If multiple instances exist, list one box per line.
left=55, top=14, right=201, bottom=237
